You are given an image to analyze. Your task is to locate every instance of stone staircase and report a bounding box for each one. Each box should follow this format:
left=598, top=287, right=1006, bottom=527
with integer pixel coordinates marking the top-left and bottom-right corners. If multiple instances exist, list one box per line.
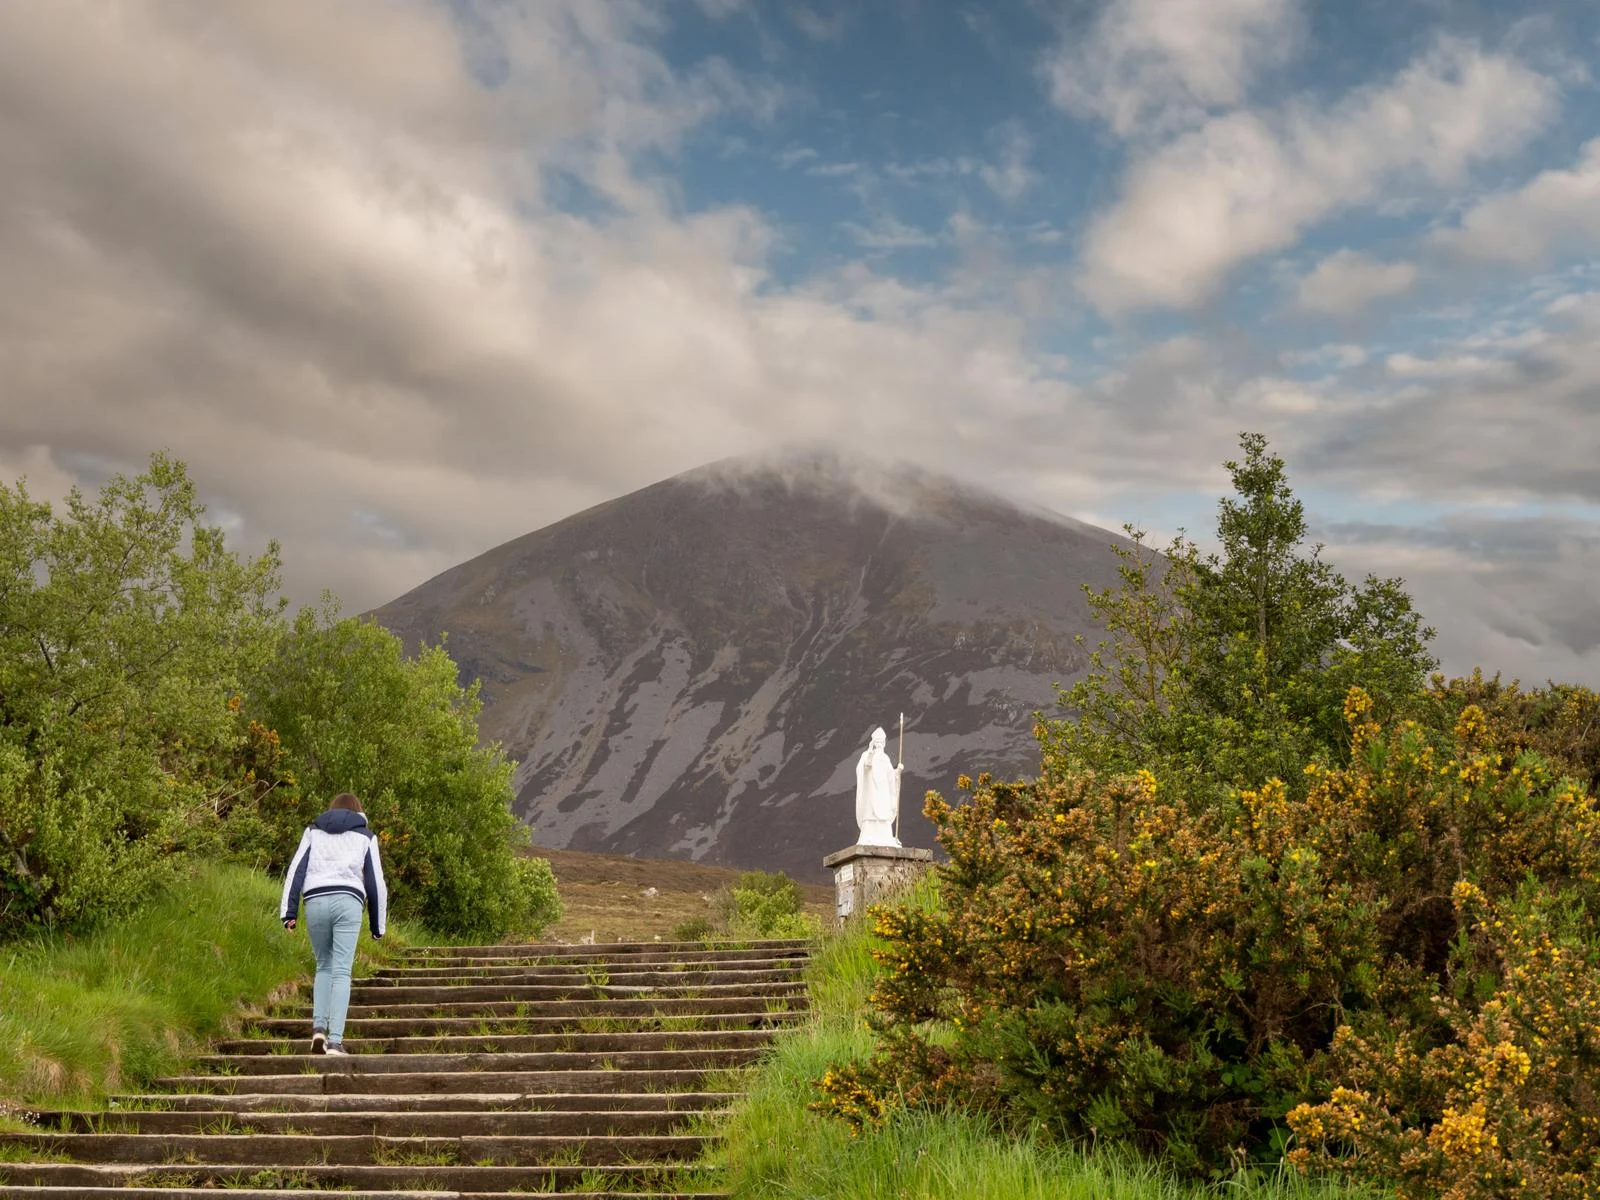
left=0, top=938, right=811, bottom=1199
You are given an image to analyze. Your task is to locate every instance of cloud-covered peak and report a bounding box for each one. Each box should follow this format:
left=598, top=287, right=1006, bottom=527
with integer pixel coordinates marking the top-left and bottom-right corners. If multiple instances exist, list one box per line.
left=681, top=444, right=1073, bottom=526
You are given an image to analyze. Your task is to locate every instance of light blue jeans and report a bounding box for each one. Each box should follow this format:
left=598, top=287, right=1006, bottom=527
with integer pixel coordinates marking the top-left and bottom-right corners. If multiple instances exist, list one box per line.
left=305, top=892, right=364, bottom=1045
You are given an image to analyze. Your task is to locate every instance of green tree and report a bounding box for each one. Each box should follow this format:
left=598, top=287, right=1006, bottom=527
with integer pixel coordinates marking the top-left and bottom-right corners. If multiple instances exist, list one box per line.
left=1037, top=526, right=1197, bottom=781
left=249, top=603, right=556, bottom=940
left=0, top=454, right=283, bottom=934
left=1046, top=432, right=1436, bottom=796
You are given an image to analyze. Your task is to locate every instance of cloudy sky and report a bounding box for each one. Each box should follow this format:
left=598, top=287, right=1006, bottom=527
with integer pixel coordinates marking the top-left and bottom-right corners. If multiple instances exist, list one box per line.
left=2, top=0, right=1598, bottom=684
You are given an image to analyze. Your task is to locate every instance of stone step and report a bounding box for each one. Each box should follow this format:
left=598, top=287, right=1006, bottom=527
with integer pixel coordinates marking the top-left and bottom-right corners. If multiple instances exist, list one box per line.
left=106, top=1091, right=738, bottom=1114
left=152, top=1067, right=744, bottom=1095
left=30, top=1107, right=719, bottom=1137
left=0, top=1131, right=704, bottom=1166
left=217, top=1028, right=777, bottom=1056
left=3, top=939, right=810, bottom=1198
left=0, top=1162, right=712, bottom=1192
left=317, top=979, right=804, bottom=1006
left=193, top=1047, right=763, bottom=1075
left=0, top=1190, right=724, bottom=1200
left=398, top=947, right=806, bottom=966
left=375, top=951, right=809, bottom=977
left=248, top=1008, right=803, bottom=1038
left=0, top=1191, right=459, bottom=1200
left=356, top=965, right=805, bottom=988
left=267, top=995, right=806, bottom=1023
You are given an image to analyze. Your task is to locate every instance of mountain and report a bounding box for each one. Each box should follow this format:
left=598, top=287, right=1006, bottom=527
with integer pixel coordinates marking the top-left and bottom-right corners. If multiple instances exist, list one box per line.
left=370, top=450, right=1133, bottom=880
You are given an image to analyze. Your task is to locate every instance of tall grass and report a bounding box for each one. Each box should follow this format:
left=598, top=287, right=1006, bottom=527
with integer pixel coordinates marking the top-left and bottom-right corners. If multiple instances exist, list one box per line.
left=0, top=862, right=422, bottom=1108
left=713, top=876, right=1375, bottom=1200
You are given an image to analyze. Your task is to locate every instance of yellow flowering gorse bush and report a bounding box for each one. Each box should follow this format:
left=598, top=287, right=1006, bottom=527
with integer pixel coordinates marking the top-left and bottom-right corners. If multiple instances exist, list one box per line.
left=1288, top=884, right=1600, bottom=1198
left=817, top=689, right=1600, bottom=1187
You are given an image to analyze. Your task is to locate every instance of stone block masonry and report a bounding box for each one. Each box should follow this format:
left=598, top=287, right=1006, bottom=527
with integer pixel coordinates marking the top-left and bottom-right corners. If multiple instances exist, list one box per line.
left=823, top=843, right=935, bottom=929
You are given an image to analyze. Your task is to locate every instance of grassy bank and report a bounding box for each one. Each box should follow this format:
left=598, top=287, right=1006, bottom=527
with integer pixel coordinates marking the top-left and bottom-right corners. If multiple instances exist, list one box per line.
left=714, top=892, right=1375, bottom=1200
left=0, top=862, right=420, bottom=1109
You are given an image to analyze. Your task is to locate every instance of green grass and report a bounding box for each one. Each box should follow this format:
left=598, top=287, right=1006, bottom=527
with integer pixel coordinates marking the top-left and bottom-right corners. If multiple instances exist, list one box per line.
left=712, top=880, right=1378, bottom=1200
left=0, top=860, right=433, bottom=1108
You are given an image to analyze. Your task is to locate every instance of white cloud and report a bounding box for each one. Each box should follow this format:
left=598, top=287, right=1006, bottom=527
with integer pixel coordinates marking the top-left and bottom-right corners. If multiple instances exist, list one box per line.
left=1225, top=376, right=1322, bottom=415
left=880, top=126, right=1034, bottom=202
left=980, top=122, right=1035, bottom=202
left=1296, top=250, right=1418, bottom=314
left=1281, top=342, right=1369, bottom=371
left=1384, top=351, right=1510, bottom=379
left=840, top=215, right=942, bottom=250
left=883, top=156, right=986, bottom=184
left=1078, top=38, right=1558, bottom=313
left=805, top=160, right=861, bottom=177
left=1044, top=0, right=1302, bottom=138
left=787, top=4, right=848, bottom=42
left=0, top=1, right=797, bottom=601
left=1433, top=137, right=1600, bottom=266
left=0, top=445, right=77, bottom=509
left=1547, top=290, right=1598, bottom=316
left=777, top=144, right=818, bottom=169
left=1310, top=292, right=1600, bottom=508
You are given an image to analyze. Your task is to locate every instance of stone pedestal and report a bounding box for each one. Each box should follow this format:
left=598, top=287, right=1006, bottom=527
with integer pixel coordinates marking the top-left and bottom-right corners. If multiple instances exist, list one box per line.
left=823, top=844, right=934, bottom=929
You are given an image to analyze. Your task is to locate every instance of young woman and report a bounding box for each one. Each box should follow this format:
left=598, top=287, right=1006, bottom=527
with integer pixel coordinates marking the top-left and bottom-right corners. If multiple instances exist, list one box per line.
left=279, top=792, right=388, bottom=1055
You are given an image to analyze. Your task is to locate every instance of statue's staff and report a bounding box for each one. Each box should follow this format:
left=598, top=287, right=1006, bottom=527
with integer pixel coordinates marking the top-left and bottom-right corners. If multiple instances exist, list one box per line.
left=895, top=712, right=904, bottom=843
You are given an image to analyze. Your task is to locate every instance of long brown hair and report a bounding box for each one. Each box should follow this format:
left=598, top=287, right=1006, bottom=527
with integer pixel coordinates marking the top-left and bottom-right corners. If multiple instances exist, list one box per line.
left=329, top=792, right=363, bottom=813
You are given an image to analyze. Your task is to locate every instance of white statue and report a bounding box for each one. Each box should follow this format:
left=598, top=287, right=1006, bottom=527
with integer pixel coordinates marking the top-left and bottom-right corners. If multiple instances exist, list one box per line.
left=854, top=725, right=903, bottom=847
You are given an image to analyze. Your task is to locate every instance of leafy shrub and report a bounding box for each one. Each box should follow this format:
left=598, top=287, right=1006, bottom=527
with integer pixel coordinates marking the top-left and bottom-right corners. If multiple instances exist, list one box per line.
left=1288, top=889, right=1600, bottom=1198
left=1422, top=669, right=1600, bottom=798
left=672, top=916, right=718, bottom=942
left=247, top=605, right=548, bottom=940
left=818, top=695, right=1600, bottom=1181
left=0, top=455, right=282, bottom=934
left=1286, top=719, right=1600, bottom=1198
left=728, top=870, right=819, bottom=939
left=677, top=870, right=819, bottom=942
left=513, top=855, right=563, bottom=936
left=0, top=742, right=163, bottom=934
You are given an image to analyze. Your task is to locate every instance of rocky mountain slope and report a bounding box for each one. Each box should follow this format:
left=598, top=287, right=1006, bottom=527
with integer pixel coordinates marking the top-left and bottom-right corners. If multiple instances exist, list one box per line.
left=371, top=451, right=1132, bottom=880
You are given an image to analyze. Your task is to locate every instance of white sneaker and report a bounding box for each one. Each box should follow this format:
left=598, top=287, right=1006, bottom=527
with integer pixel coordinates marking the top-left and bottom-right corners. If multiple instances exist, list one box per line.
left=324, top=1043, right=349, bottom=1056
left=310, top=1031, right=327, bottom=1055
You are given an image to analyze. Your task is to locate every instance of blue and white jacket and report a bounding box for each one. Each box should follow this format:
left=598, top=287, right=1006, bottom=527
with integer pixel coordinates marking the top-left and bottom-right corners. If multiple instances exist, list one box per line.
left=279, top=809, right=388, bottom=938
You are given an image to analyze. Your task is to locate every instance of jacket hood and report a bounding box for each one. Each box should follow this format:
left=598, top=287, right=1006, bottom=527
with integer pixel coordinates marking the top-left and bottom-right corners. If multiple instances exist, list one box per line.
left=313, top=809, right=370, bottom=835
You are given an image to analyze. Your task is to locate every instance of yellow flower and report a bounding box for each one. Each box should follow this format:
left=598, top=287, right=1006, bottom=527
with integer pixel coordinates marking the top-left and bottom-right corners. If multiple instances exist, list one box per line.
left=1342, top=686, right=1374, bottom=723
left=1453, top=704, right=1488, bottom=742
left=1431, top=1102, right=1492, bottom=1159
